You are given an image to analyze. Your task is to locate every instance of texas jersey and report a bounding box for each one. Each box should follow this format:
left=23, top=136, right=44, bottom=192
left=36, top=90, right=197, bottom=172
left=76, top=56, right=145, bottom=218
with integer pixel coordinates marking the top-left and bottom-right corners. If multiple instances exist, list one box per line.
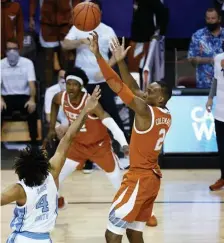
left=10, top=173, right=58, bottom=233
left=61, top=91, right=110, bottom=145
left=130, top=105, right=171, bottom=174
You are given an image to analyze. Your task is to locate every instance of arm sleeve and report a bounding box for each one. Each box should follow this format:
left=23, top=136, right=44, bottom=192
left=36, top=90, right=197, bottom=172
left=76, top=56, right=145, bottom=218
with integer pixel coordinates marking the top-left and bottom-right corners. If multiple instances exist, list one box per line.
left=102, top=117, right=128, bottom=147
left=97, top=56, right=135, bottom=105
left=209, top=78, right=217, bottom=99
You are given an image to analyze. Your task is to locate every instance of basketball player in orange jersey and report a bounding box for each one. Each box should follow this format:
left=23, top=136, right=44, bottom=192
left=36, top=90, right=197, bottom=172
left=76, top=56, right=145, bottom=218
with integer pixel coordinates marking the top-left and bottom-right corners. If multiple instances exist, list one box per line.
left=46, top=67, right=129, bottom=207
left=88, top=32, right=172, bottom=243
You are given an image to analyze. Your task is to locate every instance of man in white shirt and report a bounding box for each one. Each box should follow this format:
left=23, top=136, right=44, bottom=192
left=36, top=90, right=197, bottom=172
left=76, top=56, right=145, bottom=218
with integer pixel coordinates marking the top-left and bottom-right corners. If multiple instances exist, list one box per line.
left=1, top=39, right=38, bottom=145
left=45, top=69, right=69, bottom=140
left=206, top=50, right=224, bottom=190
left=62, top=0, right=126, bottom=172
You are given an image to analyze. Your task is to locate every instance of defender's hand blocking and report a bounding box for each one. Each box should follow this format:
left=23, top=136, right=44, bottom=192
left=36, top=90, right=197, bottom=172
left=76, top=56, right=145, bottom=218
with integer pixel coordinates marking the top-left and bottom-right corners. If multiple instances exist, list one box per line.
left=84, top=85, right=101, bottom=113
left=110, top=37, right=131, bottom=62
left=88, top=31, right=100, bottom=56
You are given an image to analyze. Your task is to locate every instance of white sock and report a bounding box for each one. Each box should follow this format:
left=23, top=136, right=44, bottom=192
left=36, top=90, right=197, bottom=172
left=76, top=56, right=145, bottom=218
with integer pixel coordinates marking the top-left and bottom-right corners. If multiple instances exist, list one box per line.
left=58, top=158, right=79, bottom=196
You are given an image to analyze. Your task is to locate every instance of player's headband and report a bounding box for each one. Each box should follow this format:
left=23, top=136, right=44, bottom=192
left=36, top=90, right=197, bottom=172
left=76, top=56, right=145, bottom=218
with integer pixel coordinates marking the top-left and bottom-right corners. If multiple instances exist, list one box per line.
left=66, top=75, right=83, bottom=86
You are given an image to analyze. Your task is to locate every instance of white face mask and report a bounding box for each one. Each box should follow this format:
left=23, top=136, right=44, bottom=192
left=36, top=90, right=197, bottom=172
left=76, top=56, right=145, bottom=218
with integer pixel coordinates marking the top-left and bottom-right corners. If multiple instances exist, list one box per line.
left=6, top=49, right=20, bottom=66
left=58, top=78, right=66, bottom=91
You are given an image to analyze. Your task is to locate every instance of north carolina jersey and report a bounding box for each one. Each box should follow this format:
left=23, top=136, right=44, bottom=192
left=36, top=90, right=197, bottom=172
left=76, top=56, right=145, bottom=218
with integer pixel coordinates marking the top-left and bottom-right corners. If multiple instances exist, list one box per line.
left=130, top=106, right=171, bottom=173
left=10, top=173, right=58, bottom=233
left=61, top=91, right=110, bottom=145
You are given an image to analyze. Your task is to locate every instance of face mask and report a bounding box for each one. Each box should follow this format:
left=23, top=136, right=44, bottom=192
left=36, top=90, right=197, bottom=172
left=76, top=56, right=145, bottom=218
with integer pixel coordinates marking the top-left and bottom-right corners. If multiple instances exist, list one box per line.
left=58, top=78, right=66, bottom=91
left=206, top=22, right=220, bottom=32
left=6, top=49, right=20, bottom=66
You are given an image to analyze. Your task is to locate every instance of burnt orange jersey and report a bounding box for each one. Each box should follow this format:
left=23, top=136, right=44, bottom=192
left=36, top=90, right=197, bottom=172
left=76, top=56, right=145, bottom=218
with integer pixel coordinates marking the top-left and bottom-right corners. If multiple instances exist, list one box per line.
left=61, top=91, right=110, bottom=145
left=130, top=106, right=171, bottom=174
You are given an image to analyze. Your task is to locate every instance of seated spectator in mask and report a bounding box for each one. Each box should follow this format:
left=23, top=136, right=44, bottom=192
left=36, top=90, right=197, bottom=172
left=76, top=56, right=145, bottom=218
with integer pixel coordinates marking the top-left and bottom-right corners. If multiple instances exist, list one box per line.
left=29, top=0, right=74, bottom=88
left=1, top=0, right=24, bottom=58
left=1, top=39, right=38, bottom=145
left=188, top=8, right=224, bottom=88
left=44, top=69, right=69, bottom=140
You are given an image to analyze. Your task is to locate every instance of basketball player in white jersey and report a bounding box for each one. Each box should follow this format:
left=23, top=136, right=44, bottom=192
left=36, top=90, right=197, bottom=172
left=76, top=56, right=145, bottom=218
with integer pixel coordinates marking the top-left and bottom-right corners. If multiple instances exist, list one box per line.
left=1, top=86, right=101, bottom=243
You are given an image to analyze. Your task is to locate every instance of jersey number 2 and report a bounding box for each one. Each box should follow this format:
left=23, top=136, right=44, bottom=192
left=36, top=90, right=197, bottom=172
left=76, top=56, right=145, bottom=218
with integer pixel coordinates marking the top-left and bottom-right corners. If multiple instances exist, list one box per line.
left=154, top=128, right=166, bottom=151
left=36, top=194, right=49, bottom=213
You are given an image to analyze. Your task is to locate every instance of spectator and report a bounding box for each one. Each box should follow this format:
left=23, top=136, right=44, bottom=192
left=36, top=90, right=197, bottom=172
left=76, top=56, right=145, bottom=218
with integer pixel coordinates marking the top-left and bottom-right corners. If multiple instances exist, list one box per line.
left=44, top=69, right=69, bottom=140
left=62, top=0, right=126, bottom=172
left=206, top=50, right=224, bottom=191
left=214, top=0, right=224, bottom=25
left=128, top=0, right=169, bottom=89
left=29, top=0, right=74, bottom=88
left=131, top=0, right=169, bottom=42
left=1, top=39, right=38, bottom=145
left=1, top=0, right=24, bottom=58
left=188, top=8, right=224, bottom=88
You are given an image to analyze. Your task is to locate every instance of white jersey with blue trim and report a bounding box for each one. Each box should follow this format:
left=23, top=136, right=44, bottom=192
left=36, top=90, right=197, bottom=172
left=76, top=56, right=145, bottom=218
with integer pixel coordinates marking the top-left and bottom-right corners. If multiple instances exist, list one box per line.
left=10, top=173, right=58, bottom=233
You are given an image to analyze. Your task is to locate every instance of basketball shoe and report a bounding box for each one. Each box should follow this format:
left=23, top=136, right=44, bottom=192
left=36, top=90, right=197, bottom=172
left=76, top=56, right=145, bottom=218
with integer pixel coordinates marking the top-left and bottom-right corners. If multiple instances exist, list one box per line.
left=58, top=196, right=68, bottom=210
left=82, top=160, right=94, bottom=174
left=209, top=178, right=224, bottom=191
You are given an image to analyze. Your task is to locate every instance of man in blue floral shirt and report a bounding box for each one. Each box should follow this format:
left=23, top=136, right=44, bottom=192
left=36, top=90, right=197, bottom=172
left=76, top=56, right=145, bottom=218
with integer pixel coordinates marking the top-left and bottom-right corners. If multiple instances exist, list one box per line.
left=188, top=8, right=224, bottom=88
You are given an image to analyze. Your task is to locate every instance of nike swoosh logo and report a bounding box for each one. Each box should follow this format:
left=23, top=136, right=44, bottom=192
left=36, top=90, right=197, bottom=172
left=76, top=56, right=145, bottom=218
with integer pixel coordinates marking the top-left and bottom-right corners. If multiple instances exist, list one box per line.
left=99, top=141, right=104, bottom=147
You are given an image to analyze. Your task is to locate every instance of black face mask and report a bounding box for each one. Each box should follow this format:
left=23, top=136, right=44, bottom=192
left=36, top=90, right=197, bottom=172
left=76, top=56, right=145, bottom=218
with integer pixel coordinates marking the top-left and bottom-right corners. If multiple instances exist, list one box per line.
left=206, top=22, right=220, bottom=32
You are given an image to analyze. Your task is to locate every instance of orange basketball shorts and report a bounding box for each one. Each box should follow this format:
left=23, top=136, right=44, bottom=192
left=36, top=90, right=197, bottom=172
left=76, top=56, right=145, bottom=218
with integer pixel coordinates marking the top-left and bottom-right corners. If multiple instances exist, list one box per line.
left=66, top=138, right=117, bottom=173
left=107, top=169, right=161, bottom=235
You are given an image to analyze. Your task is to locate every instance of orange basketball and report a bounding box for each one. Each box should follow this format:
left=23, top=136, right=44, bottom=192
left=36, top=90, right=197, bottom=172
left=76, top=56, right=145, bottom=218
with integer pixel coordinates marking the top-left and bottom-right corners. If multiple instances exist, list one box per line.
left=73, top=2, right=101, bottom=32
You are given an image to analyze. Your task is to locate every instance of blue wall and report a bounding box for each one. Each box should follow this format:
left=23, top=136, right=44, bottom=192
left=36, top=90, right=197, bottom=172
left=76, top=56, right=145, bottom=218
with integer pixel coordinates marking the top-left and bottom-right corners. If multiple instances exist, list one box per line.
left=17, top=0, right=214, bottom=38
left=164, top=0, right=213, bottom=38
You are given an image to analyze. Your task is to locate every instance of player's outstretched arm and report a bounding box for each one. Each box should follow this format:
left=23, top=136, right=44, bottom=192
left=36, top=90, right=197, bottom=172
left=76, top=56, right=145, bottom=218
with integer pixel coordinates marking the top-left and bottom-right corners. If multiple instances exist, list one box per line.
left=109, top=37, right=143, bottom=98
left=1, top=184, right=25, bottom=206
left=88, top=32, right=150, bottom=118
left=49, top=86, right=101, bottom=181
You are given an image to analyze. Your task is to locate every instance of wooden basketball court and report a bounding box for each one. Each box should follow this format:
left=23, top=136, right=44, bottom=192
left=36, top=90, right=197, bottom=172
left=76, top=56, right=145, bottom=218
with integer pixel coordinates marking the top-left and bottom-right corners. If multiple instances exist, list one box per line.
left=1, top=169, right=224, bottom=243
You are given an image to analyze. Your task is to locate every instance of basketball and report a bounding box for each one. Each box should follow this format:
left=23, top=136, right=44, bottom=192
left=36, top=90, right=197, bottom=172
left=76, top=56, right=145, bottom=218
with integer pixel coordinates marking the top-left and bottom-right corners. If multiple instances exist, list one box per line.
left=73, top=2, right=101, bottom=32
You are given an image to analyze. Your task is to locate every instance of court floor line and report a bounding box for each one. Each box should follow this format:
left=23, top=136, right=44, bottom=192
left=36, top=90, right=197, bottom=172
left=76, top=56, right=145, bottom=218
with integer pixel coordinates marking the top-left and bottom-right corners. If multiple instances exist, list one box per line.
left=8, top=201, right=224, bottom=205
left=67, top=201, right=224, bottom=204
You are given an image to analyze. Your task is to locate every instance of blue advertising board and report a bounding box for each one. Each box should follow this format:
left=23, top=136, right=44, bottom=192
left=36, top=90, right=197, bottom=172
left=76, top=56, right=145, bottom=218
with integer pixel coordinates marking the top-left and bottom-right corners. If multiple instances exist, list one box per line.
left=164, top=96, right=218, bottom=153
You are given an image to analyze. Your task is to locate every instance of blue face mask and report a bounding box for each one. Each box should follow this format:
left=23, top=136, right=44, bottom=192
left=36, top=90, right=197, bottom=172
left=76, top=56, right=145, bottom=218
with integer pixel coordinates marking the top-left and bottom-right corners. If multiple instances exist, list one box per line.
left=6, top=49, right=20, bottom=66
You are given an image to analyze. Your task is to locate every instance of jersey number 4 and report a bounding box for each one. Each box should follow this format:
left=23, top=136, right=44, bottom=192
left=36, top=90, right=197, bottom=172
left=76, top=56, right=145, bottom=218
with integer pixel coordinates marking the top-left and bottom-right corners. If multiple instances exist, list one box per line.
left=154, top=128, right=166, bottom=151
left=36, top=194, right=49, bottom=213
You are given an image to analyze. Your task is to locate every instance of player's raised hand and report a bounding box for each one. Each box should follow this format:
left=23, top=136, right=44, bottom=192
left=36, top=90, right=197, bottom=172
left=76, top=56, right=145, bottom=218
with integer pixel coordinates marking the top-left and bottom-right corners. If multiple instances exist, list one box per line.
left=110, top=37, right=131, bottom=62
left=88, top=31, right=100, bottom=56
left=84, top=85, right=101, bottom=113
